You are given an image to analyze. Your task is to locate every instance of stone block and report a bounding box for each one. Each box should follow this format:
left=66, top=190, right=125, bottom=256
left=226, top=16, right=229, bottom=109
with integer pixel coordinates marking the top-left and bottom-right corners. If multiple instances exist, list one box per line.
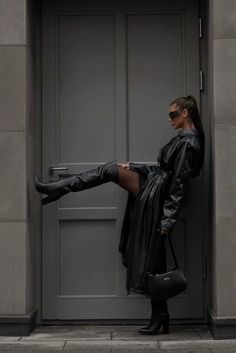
left=213, top=0, right=236, bottom=38
left=159, top=338, right=236, bottom=349
left=214, top=126, right=236, bottom=218
left=0, top=132, right=26, bottom=219
left=0, top=47, right=26, bottom=131
left=0, top=222, right=26, bottom=314
left=215, top=218, right=236, bottom=316
left=21, top=329, right=110, bottom=340
left=0, top=340, right=64, bottom=350
left=64, top=340, right=158, bottom=351
left=0, top=0, right=26, bottom=45
left=214, top=40, right=236, bottom=125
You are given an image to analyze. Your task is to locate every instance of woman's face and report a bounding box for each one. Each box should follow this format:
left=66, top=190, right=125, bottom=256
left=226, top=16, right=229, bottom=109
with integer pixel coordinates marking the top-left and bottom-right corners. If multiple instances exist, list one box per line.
left=168, top=103, right=188, bottom=130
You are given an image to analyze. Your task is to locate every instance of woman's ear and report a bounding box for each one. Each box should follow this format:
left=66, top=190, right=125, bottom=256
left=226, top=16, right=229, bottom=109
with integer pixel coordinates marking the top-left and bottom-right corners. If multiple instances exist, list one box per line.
left=182, top=109, right=188, bottom=118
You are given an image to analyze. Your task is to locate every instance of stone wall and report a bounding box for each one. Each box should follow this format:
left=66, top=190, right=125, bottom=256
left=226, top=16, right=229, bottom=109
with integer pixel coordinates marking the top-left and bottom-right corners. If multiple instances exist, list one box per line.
left=213, top=0, right=236, bottom=318
left=0, top=0, right=39, bottom=334
left=0, top=0, right=28, bottom=316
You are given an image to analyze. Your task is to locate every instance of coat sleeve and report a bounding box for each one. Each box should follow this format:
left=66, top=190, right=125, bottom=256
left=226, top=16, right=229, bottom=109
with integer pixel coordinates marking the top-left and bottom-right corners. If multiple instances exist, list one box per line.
left=158, top=140, right=196, bottom=234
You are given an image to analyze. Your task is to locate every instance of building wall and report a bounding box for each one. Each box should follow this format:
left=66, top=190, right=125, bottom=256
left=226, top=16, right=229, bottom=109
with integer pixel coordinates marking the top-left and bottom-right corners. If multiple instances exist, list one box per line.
left=212, top=0, right=236, bottom=317
left=0, top=0, right=28, bottom=315
left=0, top=0, right=41, bottom=322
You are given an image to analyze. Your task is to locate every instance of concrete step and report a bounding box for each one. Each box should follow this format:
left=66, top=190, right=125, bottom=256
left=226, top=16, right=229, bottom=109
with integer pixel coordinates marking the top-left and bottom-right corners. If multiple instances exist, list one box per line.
left=1, top=325, right=235, bottom=353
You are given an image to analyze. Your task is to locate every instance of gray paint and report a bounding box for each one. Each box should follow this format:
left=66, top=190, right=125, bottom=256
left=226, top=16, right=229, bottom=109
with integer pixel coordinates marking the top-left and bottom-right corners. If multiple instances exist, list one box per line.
left=127, top=14, right=184, bottom=160
left=42, top=0, right=203, bottom=320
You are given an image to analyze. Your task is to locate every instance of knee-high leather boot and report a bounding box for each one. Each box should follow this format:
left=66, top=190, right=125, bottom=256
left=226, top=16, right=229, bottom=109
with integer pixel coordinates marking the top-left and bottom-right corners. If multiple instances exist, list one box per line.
left=139, top=299, right=170, bottom=335
left=34, top=161, right=119, bottom=205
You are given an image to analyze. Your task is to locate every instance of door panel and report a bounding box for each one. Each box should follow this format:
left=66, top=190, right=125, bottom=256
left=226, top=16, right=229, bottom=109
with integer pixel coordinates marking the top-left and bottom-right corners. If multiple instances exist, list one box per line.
left=59, top=15, right=116, bottom=163
left=42, top=0, right=203, bottom=320
left=127, top=14, right=184, bottom=160
left=59, top=220, right=117, bottom=295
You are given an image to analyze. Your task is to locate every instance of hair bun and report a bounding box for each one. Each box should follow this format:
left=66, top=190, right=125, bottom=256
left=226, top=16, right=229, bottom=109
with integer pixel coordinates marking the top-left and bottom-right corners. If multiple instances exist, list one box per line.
left=186, top=95, right=198, bottom=106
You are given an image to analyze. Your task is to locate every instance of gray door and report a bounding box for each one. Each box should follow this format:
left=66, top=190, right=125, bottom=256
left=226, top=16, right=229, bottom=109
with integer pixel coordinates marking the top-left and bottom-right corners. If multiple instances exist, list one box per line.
left=42, top=0, right=203, bottom=320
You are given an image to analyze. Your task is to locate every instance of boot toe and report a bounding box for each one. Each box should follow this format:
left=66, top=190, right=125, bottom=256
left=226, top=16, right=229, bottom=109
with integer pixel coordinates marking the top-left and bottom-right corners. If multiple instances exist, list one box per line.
left=138, top=326, right=150, bottom=334
left=138, top=328, right=159, bottom=335
left=34, top=175, right=43, bottom=192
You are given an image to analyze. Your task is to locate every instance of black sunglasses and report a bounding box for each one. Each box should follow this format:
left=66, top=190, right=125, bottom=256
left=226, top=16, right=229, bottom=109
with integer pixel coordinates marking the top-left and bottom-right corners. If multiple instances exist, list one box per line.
left=169, top=110, right=181, bottom=120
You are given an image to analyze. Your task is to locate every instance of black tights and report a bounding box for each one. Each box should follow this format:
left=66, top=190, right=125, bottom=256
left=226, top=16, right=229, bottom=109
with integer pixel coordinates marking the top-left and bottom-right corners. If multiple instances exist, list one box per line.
left=115, top=164, right=140, bottom=196
left=151, top=298, right=168, bottom=314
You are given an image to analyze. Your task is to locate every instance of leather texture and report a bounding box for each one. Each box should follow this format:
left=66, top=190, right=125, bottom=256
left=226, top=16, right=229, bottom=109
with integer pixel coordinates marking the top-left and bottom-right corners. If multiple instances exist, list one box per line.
left=118, top=128, right=202, bottom=296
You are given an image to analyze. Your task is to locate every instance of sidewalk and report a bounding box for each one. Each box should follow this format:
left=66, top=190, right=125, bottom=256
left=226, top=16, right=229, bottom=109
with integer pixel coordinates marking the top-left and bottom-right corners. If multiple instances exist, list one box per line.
left=0, top=324, right=236, bottom=353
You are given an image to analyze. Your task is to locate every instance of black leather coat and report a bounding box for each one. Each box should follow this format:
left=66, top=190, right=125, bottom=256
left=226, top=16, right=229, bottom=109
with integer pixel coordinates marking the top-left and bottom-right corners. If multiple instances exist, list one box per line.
left=118, top=128, right=201, bottom=296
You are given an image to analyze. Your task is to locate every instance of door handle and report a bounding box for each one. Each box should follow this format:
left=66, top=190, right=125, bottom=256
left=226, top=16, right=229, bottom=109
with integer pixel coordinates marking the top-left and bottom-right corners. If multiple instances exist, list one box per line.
left=49, top=166, right=69, bottom=175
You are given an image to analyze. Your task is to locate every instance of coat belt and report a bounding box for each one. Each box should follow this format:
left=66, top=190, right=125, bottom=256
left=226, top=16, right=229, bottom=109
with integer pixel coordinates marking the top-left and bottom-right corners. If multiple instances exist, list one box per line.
left=156, top=166, right=170, bottom=179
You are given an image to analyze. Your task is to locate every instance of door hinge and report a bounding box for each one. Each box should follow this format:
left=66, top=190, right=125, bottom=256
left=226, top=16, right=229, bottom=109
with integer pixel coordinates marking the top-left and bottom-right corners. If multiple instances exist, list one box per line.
left=199, top=18, right=203, bottom=38
left=199, top=70, right=204, bottom=92
left=202, top=255, right=207, bottom=281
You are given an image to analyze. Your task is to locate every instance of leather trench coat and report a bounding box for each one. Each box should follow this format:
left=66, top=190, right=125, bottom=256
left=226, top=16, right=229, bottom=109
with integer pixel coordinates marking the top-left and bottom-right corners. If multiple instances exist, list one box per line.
left=118, top=128, right=201, bottom=296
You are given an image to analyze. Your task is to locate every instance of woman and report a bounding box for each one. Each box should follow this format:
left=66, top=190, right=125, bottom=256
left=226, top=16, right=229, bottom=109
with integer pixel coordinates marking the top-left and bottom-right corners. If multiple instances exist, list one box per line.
left=34, top=95, right=205, bottom=335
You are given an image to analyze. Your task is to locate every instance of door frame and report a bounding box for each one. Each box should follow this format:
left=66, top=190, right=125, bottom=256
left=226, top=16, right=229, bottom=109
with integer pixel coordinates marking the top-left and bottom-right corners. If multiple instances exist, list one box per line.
left=33, top=0, right=211, bottom=325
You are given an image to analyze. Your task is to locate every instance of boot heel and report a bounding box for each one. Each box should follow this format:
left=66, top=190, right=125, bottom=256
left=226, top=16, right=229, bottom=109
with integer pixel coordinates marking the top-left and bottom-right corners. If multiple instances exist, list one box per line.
left=162, top=316, right=170, bottom=334
left=41, top=188, right=70, bottom=205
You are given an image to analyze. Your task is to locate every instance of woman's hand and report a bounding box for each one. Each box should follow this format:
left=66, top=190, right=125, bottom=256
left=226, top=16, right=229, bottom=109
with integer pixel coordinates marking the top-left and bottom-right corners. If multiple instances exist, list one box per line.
left=117, top=163, right=130, bottom=170
left=158, top=228, right=169, bottom=236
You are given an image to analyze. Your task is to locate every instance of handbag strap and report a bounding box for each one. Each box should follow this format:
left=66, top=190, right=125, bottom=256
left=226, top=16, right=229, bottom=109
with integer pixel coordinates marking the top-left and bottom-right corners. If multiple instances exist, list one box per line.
left=166, top=233, right=179, bottom=269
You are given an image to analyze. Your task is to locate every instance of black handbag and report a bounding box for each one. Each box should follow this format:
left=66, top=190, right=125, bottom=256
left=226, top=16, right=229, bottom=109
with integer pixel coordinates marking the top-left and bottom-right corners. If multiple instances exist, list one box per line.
left=144, top=233, right=187, bottom=300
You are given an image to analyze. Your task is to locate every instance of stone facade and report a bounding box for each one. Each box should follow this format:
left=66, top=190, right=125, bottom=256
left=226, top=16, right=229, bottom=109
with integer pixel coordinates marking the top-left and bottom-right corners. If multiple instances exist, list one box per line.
left=206, top=0, right=236, bottom=339
left=0, top=0, right=39, bottom=335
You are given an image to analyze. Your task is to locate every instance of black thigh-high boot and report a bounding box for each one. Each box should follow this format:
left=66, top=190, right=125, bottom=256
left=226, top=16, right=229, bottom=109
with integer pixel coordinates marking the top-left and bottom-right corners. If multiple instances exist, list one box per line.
left=139, top=299, right=169, bottom=335
left=34, top=161, right=119, bottom=205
